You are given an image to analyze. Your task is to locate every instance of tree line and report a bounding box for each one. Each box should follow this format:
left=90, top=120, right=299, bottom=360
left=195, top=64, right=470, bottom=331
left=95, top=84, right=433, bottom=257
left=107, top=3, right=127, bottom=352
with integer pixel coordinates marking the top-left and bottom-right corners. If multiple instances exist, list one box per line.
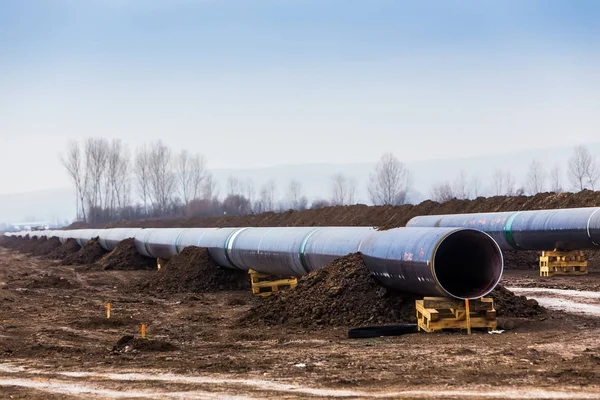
left=429, top=145, right=600, bottom=202
left=61, top=139, right=411, bottom=224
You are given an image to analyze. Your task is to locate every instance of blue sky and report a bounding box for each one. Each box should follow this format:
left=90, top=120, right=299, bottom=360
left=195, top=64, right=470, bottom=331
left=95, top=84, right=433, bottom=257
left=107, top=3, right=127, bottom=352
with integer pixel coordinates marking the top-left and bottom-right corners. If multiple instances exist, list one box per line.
left=1, top=0, right=599, bottom=194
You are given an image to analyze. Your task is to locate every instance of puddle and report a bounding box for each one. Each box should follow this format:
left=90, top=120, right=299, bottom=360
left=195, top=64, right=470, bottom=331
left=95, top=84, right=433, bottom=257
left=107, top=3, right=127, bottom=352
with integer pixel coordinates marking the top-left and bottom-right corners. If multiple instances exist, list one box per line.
left=508, top=287, right=600, bottom=316
left=508, top=287, right=600, bottom=299
left=0, top=377, right=250, bottom=399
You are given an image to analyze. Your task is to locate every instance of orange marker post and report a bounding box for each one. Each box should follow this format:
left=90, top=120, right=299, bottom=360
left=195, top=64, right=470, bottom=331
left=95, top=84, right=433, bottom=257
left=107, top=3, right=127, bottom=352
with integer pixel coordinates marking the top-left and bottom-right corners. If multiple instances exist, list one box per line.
left=141, top=324, right=146, bottom=339
left=107, top=303, right=111, bottom=319
left=465, top=299, right=471, bottom=335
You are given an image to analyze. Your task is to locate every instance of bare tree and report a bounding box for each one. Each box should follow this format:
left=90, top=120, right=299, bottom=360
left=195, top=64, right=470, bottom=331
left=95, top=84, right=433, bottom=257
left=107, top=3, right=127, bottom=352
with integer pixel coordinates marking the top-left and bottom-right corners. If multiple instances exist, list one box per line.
left=227, top=176, right=243, bottom=197
left=60, top=141, right=88, bottom=222
left=84, top=138, right=109, bottom=213
left=525, top=160, right=546, bottom=195
left=431, top=182, right=454, bottom=203
left=492, top=170, right=504, bottom=196
left=452, top=170, right=469, bottom=200
left=505, top=171, right=516, bottom=195
left=491, top=169, right=516, bottom=196
left=330, top=173, right=357, bottom=206
left=177, top=151, right=207, bottom=204
left=256, top=180, right=277, bottom=213
left=201, top=174, right=219, bottom=200
left=243, top=179, right=256, bottom=211
left=134, top=145, right=151, bottom=215
left=368, top=153, right=411, bottom=205
left=286, top=179, right=308, bottom=210
left=549, top=164, right=562, bottom=193
left=568, top=145, right=600, bottom=191
left=106, top=139, right=130, bottom=214
left=470, top=175, right=483, bottom=198
left=148, top=140, right=176, bottom=214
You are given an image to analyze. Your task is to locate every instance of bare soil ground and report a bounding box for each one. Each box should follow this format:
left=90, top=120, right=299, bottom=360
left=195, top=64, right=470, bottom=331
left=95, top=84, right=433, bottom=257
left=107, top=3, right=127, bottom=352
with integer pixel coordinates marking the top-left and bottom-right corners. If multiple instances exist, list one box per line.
left=2, top=246, right=600, bottom=399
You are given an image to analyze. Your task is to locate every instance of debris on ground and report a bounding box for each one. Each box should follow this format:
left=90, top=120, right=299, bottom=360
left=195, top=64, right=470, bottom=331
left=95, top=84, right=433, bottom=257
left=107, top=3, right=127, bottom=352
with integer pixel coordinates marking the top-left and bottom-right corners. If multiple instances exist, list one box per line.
left=26, top=274, right=78, bottom=289
left=139, top=246, right=250, bottom=293
left=97, top=238, right=156, bottom=271
left=112, top=335, right=177, bottom=353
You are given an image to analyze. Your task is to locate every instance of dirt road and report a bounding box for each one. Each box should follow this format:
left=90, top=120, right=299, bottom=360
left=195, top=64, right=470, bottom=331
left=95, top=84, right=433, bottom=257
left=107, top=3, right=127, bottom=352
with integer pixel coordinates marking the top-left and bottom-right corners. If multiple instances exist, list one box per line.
left=1, top=248, right=600, bottom=399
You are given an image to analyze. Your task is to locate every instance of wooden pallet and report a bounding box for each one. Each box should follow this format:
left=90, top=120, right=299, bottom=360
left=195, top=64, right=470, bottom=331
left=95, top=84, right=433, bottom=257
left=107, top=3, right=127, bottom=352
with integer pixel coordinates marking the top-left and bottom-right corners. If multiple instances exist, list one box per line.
left=539, top=250, right=587, bottom=277
left=416, top=297, right=496, bottom=333
left=248, top=269, right=298, bottom=297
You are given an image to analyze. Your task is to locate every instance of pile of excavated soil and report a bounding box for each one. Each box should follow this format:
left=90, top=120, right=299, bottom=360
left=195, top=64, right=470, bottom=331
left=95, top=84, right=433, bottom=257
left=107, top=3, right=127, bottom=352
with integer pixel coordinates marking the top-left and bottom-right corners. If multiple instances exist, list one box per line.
left=244, top=253, right=545, bottom=328
left=502, top=250, right=540, bottom=270
left=140, top=246, right=250, bottom=293
left=490, top=285, right=545, bottom=317
left=243, top=253, right=418, bottom=327
left=112, top=335, right=177, bottom=353
left=17, top=237, right=41, bottom=254
left=46, top=239, right=81, bottom=260
left=97, top=238, right=156, bottom=271
left=61, top=238, right=107, bottom=265
left=30, top=237, right=62, bottom=257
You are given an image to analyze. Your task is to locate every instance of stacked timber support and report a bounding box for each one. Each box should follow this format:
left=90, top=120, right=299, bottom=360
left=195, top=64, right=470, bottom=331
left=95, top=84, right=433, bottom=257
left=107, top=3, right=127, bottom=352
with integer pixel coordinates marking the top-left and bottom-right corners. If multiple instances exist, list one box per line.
left=416, top=297, right=496, bottom=333
left=539, top=250, right=587, bottom=277
left=248, top=269, right=298, bottom=297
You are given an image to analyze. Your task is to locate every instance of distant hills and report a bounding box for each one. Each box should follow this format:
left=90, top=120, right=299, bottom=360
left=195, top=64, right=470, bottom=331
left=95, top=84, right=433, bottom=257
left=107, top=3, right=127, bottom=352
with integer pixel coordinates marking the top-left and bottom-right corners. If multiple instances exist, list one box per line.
left=2, top=142, right=599, bottom=224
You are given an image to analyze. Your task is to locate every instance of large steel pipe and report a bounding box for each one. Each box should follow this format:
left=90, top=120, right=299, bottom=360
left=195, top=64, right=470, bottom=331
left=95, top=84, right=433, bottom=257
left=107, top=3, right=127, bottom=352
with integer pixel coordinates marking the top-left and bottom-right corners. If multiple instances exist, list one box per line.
left=6, top=227, right=503, bottom=299
left=406, top=207, right=600, bottom=251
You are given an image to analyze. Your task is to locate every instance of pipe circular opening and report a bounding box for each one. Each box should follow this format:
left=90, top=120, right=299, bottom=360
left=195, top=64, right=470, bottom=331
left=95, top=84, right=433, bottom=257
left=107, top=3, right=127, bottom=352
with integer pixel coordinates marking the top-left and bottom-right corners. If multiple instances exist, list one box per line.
left=433, top=229, right=503, bottom=300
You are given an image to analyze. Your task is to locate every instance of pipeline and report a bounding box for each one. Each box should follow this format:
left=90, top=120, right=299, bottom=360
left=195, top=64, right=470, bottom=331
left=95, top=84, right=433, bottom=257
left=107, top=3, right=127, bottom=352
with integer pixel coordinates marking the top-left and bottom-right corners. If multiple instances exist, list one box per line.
left=406, top=206, right=600, bottom=251
left=6, top=226, right=503, bottom=300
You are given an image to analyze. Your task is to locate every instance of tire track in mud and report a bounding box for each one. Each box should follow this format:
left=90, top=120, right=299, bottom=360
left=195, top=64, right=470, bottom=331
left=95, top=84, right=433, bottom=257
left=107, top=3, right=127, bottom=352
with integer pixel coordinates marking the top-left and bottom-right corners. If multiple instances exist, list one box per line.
left=1, top=363, right=599, bottom=399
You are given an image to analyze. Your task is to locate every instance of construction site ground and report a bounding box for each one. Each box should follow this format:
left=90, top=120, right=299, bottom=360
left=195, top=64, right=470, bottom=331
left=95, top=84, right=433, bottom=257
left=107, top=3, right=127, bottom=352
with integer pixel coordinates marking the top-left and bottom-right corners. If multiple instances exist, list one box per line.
left=1, top=247, right=600, bottom=399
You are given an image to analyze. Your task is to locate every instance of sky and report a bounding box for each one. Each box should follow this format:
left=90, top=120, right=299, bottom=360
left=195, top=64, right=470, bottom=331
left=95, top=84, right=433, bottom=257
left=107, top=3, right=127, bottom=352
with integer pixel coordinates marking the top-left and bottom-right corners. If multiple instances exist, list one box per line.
left=1, top=0, right=599, bottom=195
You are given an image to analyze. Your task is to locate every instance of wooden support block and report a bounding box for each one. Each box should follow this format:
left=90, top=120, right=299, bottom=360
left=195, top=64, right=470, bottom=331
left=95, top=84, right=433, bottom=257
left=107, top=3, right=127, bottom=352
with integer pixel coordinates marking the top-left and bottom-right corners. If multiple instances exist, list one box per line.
left=416, top=297, right=497, bottom=333
left=248, top=269, right=298, bottom=297
left=539, top=250, right=588, bottom=277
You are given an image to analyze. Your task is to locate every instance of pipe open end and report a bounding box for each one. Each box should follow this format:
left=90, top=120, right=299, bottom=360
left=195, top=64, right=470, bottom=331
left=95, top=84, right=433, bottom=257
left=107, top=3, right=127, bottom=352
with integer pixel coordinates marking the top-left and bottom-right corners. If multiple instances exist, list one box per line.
left=433, top=229, right=503, bottom=300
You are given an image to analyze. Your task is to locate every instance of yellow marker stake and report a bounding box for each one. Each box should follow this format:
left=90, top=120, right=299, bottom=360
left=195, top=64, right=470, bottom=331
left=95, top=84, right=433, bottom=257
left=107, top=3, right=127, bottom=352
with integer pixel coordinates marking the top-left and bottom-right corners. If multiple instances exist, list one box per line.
left=107, top=303, right=111, bottom=319
left=141, top=324, right=146, bottom=339
left=465, top=299, right=471, bottom=335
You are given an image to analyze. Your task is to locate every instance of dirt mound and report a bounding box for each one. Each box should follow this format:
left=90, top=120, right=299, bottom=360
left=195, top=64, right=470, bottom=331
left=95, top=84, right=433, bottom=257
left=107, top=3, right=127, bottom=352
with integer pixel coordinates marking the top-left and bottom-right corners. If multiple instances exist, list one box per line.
left=27, top=274, right=78, bottom=289
left=97, top=238, right=156, bottom=271
left=30, top=237, right=62, bottom=257
left=61, top=238, right=107, bottom=266
left=243, top=253, right=417, bottom=328
left=112, top=335, right=177, bottom=353
left=17, top=237, right=42, bottom=254
left=502, top=250, right=540, bottom=270
left=46, top=239, right=81, bottom=260
left=489, top=285, right=545, bottom=317
left=140, top=247, right=250, bottom=293
left=244, top=253, right=545, bottom=328
left=73, top=190, right=600, bottom=231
